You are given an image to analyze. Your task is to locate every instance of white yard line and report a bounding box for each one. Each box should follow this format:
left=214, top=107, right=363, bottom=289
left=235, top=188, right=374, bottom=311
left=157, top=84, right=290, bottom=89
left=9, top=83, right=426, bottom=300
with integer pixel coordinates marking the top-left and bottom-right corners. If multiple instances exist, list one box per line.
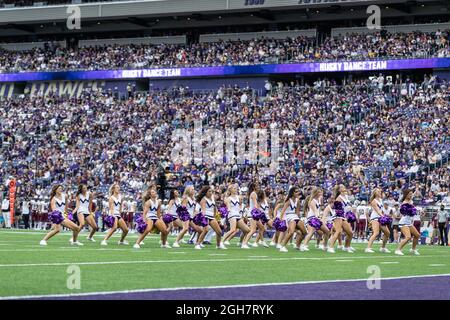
left=0, top=254, right=434, bottom=268
left=2, top=273, right=450, bottom=300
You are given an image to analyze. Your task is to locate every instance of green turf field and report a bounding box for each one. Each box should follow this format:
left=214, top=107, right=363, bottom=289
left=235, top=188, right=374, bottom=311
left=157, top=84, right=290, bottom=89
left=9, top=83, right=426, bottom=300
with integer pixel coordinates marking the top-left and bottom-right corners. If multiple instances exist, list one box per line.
left=0, top=229, right=449, bottom=298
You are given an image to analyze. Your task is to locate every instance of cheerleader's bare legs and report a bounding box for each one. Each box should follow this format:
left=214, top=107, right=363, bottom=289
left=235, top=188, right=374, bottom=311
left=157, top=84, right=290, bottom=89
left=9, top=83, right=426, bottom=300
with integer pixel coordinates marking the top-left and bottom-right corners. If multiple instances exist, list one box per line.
left=77, top=214, right=98, bottom=241
left=367, top=220, right=390, bottom=252
left=176, top=220, right=202, bottom=245
left=396, top=225, right=420, bottom=255
left=42, top=219, right=80, bottom=244
left=223, top=218, right=250, bottom=244
left=103, top=217, right=129, bottom=243
left=342, top=220, right=354, bottom=252
left=136, top=218, right=169, bottom=247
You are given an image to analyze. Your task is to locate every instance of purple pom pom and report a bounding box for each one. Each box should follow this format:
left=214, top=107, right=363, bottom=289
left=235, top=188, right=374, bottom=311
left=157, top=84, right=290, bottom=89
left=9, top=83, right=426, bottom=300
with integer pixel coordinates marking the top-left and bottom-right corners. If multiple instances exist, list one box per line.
left=48, top=211, right=64, bottom=225
left=333, top=201, right=344, bottom=211
left=400, top=203, right=417, bottom=217
left=307, top=216, right=323, bottom=230
left=162, top=213, right=175, bottom=224
left=193, top=213, right=208, bottom=227
left=136, top=221, right=148, bottom=234
left=134, top=214, right=144, bottom=224
left=326, top=222, right=333, bottom=230
left=251, top=208, right=265, bottom=221
left=104, top=215, right=116, bottom=228
left=273, top=218, right=287, bottom=232
left=67, top=212, right=73, bottom=221
left=176, top=206, right=190, bottom=221
left=218, top=206, right=229, bottom=219
left=379, top=215, right=393, bottom=226
left=345, top=211, right=356, bottom=223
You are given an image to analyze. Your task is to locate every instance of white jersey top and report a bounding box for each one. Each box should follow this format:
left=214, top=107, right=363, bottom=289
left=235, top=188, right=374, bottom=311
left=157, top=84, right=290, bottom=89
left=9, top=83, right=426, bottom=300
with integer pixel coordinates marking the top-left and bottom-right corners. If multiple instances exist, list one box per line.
left=78, top=192, right=90, bottom=215
left=204, top=198, right=215, bottom=219
left=146, top=198, right=160, bottom=219
left=110, top=195, right=122, bottom=217
left=285, top=199, right=298, bottom=215
left=370, top=199, right=382, bottom=220
left=260, top=200, right=270, bottom=219
left=340, top=195, right=351, bottom=212
left=169, top=198, right=181, bottom=217
left=307, top=199, right=320, bottom=219
left=186, top=196, right=196, bottom=218
left=249, top=192, right=257, bottom=211
left=325, top=205, right=334, bottom=223
left=227, top=196, right=241, bottom=219
left=54, top=194, right=66, bottom=213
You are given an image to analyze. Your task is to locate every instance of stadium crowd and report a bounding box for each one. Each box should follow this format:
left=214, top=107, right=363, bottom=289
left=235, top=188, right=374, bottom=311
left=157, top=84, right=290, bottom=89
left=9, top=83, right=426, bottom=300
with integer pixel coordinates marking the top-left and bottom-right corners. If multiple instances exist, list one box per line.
left=0, top=30, right=448, bottom=73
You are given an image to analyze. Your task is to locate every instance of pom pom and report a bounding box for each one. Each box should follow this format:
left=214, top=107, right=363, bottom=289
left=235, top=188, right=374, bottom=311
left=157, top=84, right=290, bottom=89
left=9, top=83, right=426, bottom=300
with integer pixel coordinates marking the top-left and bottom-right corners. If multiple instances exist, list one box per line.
left=162, top=213, right=175, bottom=224
left=307, top=217, right=323, bottom=230
left=379, top=215, right=393, bottom=226
left=345, top=211, right=356, bottom=223
left=48, top=211, right=64, bottom=225
left=134, top=214, right=144, bottom=224
left=400, top=203, right=417, bottom=217
left=326, top=222, right=333, bottom=230
left=251, top=208, right=265, bottom=221
left=136, top=221, right=148, bottom=234
left=218, top=205, right=229, bottom=219
left=273, top=218, right=287, bottom=232
left=104, top=215, right=116, bottom=228
left=333, top=201, right=344, bottom=211
left=67, top=212, right=73, bottom=221
left=193, top=213, right=208, bottom=227
left=176, top=205, right=190, bottom=221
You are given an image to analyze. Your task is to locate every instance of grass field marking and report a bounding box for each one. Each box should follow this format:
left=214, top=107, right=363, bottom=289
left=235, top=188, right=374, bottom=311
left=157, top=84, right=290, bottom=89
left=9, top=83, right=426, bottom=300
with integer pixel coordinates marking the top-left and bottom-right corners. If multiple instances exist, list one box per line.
left=208, top=254, right=227, bottom=256
left=335, top=260, right=354, bottom=262
left=167, top=252, right=187, bottom=254
left=380, top=262, right=399, bottom=264
left=428, top=264, right=446, bottom=267
left=0, top=254, right=436, bottom=268
left=2, top=273, right=450, bottom=300
left=248, top=256, right=268, bottom=258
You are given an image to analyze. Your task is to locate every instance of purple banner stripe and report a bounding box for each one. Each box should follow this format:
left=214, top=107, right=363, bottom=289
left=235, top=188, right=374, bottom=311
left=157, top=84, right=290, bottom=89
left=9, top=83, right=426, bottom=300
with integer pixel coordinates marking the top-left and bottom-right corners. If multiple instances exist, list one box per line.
left=0, top=58, right=449, bottom=83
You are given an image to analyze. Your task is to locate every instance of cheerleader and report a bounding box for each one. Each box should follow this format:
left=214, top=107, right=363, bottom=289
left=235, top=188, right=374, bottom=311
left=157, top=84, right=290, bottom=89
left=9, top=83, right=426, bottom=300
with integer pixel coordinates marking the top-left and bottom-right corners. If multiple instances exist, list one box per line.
left=241, top=181, right=265, bottom=249
left=39, top=185, right=81, bottom=246
left=356, top=201, right=368, bottom=242
left=327, top=184, right=355, bottom=253
left=278, top=187, right=306, bottom=252
left=365, top=188, right=391, bottom=253
left=73, top=184, right=98, bottom=242
left=100, top=184, right=129, bottom=246
left=173, top=186, right=203, bottom=247
left=134, top=187, right=170, bottom=249
left=303, top=187, right=331, bottom=250
left=271, top=191, right=286, bottom=248
left=395, top=189, right=420, bottom=256
left=166, top=189, right=184, bottom=247
left=221, top=183, right=250, bottom=246
left=195, top=186, right=227, bottom=250
left=254, top=189, right=272, bottom=247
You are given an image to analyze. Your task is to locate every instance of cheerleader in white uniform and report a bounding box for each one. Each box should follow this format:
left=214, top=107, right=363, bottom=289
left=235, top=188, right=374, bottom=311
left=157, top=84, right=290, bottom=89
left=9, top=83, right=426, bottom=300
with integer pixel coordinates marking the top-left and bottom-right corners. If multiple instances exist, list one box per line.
left=40, top=185, right=81, bottom=246
left=303, top=188, right=331, bottom=250
left=241, top=181, right=265, bottom=249
left=395, top=189, right=420, bottom=256
left=271, top=191, right=286, bottom=248
left=365, top=188, right=391, bottom=253
left=327, top=184, right=354, bottom=253
left=173, top=186, right=203, bottom=247
left=101, top=184, right=129, bottom=246
left=278, top=187, right=307, bottom=252
left=134, top=187, right=170, bottom=249
left=195, top=186, right=227, bottom=250
left=222, top=183, right=250, bottom=246
left=73, top=184, right=98, bottom=242
left=254, top=189, right=272, bottom=248
left=167, top=189, right=184, bottom=246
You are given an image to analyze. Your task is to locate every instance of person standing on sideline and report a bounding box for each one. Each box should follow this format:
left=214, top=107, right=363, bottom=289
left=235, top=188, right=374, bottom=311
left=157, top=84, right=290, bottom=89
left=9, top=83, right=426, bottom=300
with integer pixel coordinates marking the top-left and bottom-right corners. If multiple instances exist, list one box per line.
left=22, top=199, right=30, bottom=229
left=437, top=204, right=448, bottom=246
left=1, top=194, right=11, bottom=229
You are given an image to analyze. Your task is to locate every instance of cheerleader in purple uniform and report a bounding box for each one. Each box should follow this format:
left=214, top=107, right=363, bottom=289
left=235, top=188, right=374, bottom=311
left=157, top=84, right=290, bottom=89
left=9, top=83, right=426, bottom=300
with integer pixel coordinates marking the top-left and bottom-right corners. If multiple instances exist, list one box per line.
left=395, top=189, right=420, bottom=256
left=278, top=187, right=307, bottom=253
left=195, top=186, right=227, bottom=250
left=321, top=198, right=341, bottom=250
left=327, top=184, right=354, bottom=253
left=303, top=188, right=331, bottom=250
left=270, top=191, right=286, bottom=248
left=173, top=186, right=203, bottom=247
left=100, top=184, right=129, bottom=246
left=221, top=183, right=250, bottom=246
left=241, top=181, right=265, bottom=249
left=39, top=185, right=81, bottom=246
left=365, top=188, right=391, bottom=253
left=133, top=187, right=170, bottom=249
